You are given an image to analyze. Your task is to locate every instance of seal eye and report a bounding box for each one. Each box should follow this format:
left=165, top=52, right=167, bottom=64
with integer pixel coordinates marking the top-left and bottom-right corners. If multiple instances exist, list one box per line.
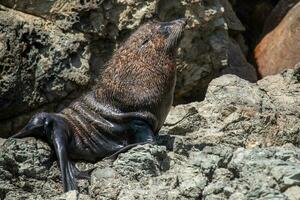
left=140, top=34, right=153, bottom=48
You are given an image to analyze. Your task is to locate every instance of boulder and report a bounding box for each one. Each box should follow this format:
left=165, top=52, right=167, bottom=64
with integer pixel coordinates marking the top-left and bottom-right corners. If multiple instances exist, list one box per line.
left=255, top=2, right=300, bottom=77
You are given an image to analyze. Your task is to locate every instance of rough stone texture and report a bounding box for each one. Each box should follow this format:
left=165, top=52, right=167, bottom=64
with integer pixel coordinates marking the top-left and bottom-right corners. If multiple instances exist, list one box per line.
left=0, top=0, right=238, bottom=136
left=0, top=5, right=90, bottom=136
left=1, top=68, right=299, bottom=199
left=219, top=0, right=257, bottom=82
left=255, top=2, right=300, bottom=78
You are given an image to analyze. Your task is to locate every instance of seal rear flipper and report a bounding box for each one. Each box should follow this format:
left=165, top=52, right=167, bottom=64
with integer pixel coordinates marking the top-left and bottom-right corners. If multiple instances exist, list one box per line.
left=46, top=116, right=79, bottom=192
left=10, top=124, right=42, bottom=139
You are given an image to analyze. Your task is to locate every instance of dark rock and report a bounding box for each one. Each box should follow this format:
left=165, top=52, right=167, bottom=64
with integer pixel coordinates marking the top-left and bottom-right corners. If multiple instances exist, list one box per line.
left=220, top=38, right=257, bottom=82
left=0, top=5, right=90, bottom=136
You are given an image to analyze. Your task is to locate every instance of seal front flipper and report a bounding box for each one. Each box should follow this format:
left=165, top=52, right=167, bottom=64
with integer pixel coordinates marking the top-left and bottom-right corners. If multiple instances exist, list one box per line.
left=104, top=119, right=156, bottom=160
left=129, top=119, right=156, bottom=144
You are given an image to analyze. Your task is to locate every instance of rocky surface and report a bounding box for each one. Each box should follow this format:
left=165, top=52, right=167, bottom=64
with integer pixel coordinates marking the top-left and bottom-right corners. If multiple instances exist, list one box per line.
left=1, top=0, right=265, bottom=136
left=0, top=68, right=299, bottom=199
left=219, top=38, right=257, bottom=82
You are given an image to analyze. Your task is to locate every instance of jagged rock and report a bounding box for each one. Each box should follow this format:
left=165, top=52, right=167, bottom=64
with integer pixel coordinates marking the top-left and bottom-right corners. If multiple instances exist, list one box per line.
left=51, top=190, right=91, bottom=200
left=217, top=1, right=256, bottom=82
left=220, top=0, right=245, bottom=32
left=284, top=186, right=300, bottom=200
left=0, top=138, right=62, bottom=199
left=0, top=68, right=299, bottom=199
left=255, top=2, right=300, bottom=77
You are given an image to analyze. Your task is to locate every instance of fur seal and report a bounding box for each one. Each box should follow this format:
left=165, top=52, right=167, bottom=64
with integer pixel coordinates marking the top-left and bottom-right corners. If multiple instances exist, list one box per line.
left=11, top=18, right=187, bottom=192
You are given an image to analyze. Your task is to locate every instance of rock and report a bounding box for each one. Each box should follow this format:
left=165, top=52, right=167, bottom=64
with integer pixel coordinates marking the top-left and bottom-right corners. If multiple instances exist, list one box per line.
left=284, top=186, right=300, bottom=200
left=217, top=1, right=257, bottom=83
left=255, top=2, right=300, bottom=77
left=113, top=144, right=169, bottom=179
left=51, top=190, right=91, bottom=200
left=231, top=0, right=275, bottom=51
left=51, top=190, right=78, bottom=200
left=220, top=38, right=257, bottom=82
left=1, top=68, right=300, bottom=199
left=262, top=0, right=300, bottom=35
left=0, top=5, right=90, bottom=136
left=226, top=146, right=299, bottom=200
left=220, top=0, right=245, bottom=32
left=0, top=138, right=62, bottom=199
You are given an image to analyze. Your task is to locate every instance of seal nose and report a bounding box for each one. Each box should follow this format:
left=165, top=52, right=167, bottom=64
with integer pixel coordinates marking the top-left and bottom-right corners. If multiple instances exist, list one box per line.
left=174, top=18, right=188, bottom=26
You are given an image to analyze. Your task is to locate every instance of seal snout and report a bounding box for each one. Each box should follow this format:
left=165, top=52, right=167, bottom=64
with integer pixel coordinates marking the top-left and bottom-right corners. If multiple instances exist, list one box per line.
left=162, top=18, right=187, bottom=51
left=173, top=18, right=188, bottom=26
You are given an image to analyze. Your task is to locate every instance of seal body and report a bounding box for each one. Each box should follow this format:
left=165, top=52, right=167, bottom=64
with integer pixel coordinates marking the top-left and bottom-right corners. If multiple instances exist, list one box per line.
left=12, top=18, right=187, bottom=192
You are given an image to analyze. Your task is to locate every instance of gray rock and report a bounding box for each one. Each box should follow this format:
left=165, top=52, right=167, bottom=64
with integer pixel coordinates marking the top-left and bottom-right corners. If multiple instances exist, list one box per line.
left=50, top=190, right=91, bottom=200
left=1, top=68, right=300, bottom=199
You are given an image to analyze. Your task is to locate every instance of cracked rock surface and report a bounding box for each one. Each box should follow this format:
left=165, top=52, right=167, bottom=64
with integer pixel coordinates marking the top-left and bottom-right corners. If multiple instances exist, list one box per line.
left=0, top=68, right=299, bottom=199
